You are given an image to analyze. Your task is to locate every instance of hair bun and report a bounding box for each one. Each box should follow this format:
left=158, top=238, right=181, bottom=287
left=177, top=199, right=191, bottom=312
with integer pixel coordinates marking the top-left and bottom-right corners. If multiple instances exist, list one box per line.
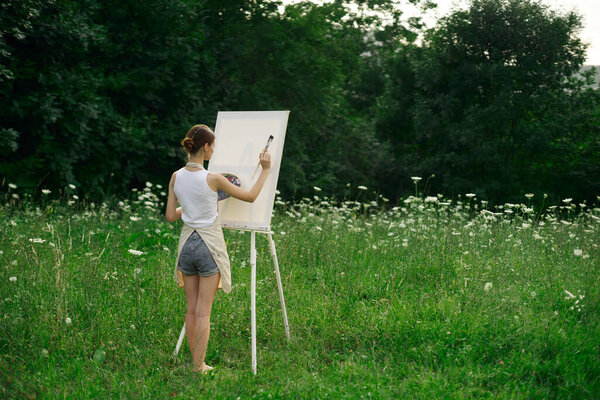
left=182, top=137, right=197, bottom=153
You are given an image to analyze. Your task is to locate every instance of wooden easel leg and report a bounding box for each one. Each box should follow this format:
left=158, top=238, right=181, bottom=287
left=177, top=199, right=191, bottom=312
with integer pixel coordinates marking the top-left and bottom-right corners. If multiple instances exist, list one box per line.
left=268, top=233, right=290, bottom=340
left=173, top=322, right=186, bottom=358
left=250, top=231, right=257, bottom=375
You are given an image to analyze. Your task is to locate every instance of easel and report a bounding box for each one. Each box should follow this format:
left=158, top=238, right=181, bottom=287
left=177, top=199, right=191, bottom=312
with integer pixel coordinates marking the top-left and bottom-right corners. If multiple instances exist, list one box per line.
left=172, top=227, right=290, bottom=375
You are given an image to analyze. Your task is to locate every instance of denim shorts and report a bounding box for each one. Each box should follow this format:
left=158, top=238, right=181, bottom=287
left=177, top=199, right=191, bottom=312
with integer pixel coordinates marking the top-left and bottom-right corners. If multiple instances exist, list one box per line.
left=178, top=231, right=219, bottom=277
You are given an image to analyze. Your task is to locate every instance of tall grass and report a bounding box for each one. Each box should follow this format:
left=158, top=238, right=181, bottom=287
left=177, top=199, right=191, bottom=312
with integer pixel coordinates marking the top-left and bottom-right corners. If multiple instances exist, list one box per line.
left=1, top=183, right=599, bottom=398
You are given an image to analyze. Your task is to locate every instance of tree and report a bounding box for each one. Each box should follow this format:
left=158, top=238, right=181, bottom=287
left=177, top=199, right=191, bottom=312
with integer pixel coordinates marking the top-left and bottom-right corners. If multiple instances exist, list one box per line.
left=0, top=0, right=215, bottom=196
left=377, top=0, right=598, bottom=203
left=0, top=0, right=406, bottom=201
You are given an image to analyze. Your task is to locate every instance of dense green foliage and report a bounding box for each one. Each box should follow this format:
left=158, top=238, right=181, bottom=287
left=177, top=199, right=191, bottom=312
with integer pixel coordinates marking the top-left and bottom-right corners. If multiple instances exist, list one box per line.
left=1, top=0, right=598, bottom=204
left=376, top=0, right=600, bottom=203
left=1, top=188, right=599, bottom=397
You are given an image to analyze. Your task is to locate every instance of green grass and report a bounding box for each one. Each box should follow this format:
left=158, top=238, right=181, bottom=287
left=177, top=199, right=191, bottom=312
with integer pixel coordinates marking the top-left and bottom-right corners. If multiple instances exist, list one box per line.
left=1, top=188, right=599, bottom=399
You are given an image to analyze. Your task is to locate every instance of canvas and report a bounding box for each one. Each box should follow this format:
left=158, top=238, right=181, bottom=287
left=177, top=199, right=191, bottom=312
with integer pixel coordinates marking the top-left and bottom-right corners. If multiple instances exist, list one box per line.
left=208, top=111, right=289, bottom=231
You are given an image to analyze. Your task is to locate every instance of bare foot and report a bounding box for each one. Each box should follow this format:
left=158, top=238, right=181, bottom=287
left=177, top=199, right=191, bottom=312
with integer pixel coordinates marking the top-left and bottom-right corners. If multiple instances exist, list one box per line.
left=194, top=364, right=214, bottom=374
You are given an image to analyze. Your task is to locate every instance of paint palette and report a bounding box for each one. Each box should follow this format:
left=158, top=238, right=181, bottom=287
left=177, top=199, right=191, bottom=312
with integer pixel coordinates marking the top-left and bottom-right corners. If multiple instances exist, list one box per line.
left=218, top=173, right=241, bottom=201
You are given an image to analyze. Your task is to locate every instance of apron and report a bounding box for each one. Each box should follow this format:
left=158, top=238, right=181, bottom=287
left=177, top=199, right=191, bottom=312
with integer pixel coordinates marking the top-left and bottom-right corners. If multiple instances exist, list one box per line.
left=173, top=219, right=231, bottom=293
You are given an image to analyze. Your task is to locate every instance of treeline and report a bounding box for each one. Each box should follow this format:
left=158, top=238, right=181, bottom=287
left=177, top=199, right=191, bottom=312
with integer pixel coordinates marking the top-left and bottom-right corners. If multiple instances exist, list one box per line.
left=1, top=0, right=598, bottom=205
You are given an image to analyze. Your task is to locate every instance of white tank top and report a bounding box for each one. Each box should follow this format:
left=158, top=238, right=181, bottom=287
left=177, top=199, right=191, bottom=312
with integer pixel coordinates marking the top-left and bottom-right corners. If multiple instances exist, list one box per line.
left=173, top=168, right=218, bottom=228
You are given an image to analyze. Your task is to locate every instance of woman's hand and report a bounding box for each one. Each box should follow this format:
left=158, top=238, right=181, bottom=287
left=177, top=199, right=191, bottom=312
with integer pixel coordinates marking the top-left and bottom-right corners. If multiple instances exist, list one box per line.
left=259, top=150, right=271, bottom=170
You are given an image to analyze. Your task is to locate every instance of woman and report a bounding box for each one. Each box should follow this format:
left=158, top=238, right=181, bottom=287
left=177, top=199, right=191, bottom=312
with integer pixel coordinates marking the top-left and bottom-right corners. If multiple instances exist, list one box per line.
left=165, top=124, right=271, bottom=372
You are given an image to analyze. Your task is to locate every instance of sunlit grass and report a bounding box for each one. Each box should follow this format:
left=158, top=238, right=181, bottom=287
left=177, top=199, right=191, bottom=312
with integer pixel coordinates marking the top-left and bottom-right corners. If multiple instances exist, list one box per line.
left=1, top=183, right=599, bottom=398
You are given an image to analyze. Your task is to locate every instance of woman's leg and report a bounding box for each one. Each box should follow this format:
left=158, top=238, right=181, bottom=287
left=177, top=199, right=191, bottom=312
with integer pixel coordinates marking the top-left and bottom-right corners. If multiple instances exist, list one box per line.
left=192, top=272, right=220, bottom=371
left=182, top=273, right=200, bottom=366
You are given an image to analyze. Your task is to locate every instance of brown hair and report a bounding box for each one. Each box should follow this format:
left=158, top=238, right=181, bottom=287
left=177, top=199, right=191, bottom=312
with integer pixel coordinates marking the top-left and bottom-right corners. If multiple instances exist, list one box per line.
left=181, top=124, right=215, bottom=154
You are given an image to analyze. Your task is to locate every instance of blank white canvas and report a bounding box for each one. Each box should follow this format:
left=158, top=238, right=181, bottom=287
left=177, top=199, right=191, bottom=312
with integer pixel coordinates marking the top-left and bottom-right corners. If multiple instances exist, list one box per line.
left=208, top=111, right=289, bottom=231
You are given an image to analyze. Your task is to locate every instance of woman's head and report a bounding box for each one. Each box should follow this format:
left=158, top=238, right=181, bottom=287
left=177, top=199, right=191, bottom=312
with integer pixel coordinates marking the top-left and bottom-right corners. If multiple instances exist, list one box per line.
left=181, top=124, right=215, bottom=156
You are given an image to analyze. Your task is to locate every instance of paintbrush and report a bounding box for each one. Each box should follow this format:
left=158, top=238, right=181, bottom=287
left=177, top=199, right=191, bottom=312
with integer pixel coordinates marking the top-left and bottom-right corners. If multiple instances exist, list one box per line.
left=251, top=135, right=274, bottom=180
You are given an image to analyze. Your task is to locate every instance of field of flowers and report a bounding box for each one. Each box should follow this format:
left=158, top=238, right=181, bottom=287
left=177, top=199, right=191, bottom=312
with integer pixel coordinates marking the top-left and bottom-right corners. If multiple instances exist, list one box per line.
left=1, top=181, right=599, bottom=399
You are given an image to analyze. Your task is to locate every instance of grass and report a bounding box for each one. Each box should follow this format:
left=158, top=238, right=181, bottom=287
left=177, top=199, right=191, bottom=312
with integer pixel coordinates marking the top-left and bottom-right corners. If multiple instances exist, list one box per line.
left=1, top=185, right=599, bottom=399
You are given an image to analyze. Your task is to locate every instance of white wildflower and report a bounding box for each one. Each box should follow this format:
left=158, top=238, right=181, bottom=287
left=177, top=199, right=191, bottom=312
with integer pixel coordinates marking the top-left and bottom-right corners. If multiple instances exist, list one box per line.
left=573, top=249, right=583, bottom=256
left=12, top=194, right=19, bottom=199
left=425, top=196, right=438, bottom=203
left=525, top=193, right=534, bottom=199
left=411, top=177, right=422, bottom=183
left=9, top=276, right=17, bottom=282
left=130, top=216, right=141, bottom=222
left=313, top=186, right=322, bottom=192
left=8, top=183, right=17, bottom=189
left=41, top=189, right=51, bottom=195
left=145, top=182, right=153, bottom=188
left=128, top=249, right=143, bottom=256
left=562, top=198, right=572, bottom=204
left=29, top=238, right=46, bottom=244
left=465, top=193, right=476, bottom=198
left=72, top=195, right=79, bottom=200
left=68, top=184, right=76, bottom=189
left=280, top=231, right=286, bottom=236
left=564, top=290, right=576, bottom=299
left=65, top=317, right=72, bottom=325
left=484, top=282, right=493, bottom=292
left=357, top=185, right=368, bottom=191
left=156, top=184, right=163, bottom=189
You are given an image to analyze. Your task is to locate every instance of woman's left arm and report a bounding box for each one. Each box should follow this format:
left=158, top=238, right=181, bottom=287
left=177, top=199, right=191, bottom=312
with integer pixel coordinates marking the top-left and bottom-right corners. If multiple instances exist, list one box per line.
left=166, top=172, right=182, bottom=222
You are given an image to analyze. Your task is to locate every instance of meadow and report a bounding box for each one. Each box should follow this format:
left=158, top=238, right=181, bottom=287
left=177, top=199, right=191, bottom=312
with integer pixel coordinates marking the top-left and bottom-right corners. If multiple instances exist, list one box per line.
left=1, top=183, right=599, bottom=399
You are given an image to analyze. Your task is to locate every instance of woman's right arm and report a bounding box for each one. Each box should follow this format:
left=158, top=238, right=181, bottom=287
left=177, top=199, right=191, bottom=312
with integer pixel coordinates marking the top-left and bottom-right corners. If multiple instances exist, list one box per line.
left=165, top=172, right=182, bottom=222
left=212, top=151, right=271, bottom=203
